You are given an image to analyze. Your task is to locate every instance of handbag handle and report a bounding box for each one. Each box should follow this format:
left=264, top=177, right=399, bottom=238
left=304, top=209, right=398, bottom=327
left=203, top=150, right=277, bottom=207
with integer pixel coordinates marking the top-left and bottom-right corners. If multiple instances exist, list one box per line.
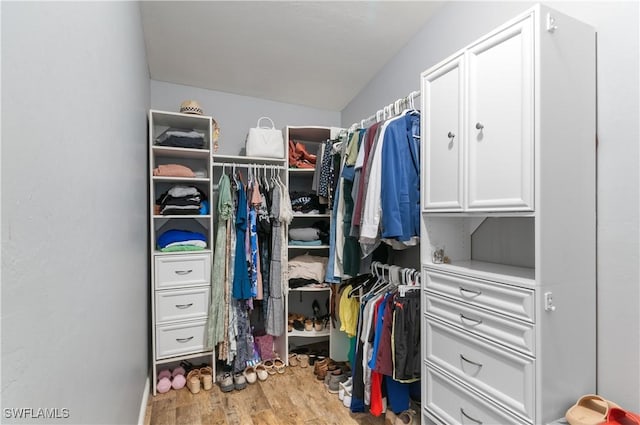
left=256, top=116, right=276, bottom=129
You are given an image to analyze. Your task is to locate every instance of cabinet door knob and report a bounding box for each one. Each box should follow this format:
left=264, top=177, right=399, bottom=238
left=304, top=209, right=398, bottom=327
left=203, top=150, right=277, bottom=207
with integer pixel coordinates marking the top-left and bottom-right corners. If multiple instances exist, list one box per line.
left=475, top=122, right=484, bottom=130
left=447, top=132, right=455, bottom=139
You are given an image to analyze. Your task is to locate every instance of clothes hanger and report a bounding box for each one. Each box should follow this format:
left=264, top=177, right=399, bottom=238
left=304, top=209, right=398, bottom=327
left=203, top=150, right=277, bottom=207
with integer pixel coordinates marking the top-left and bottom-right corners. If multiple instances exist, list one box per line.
left=262, top=164, right=269, bottom=192
left=348, top=262, right=379, bottom=297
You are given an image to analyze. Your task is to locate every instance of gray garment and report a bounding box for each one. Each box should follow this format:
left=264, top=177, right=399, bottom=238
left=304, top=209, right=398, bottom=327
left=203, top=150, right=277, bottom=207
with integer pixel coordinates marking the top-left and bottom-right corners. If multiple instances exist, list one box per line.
left=288, top=227, right=320, bottom=241
left=266, top=185, right=284, bottom=336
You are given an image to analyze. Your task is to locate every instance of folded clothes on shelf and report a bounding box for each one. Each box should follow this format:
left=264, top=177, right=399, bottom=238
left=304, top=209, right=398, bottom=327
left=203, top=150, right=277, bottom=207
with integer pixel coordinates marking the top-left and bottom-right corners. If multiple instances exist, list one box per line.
left=288, top=254, right=328, bottom=282
left=155, top=128, right=206, bottom=149
left=157, top=229, right=207, bottom=251
left=288, top=227, right=320, bottom=241
left=289, top=240, right=322, bottom=246
left=153, top=163, right=195, bottom=178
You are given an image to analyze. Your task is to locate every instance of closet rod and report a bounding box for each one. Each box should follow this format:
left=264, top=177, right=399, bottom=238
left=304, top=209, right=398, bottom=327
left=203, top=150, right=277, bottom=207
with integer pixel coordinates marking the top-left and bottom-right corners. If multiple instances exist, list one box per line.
left=350, top=90, right=420, bottom=130
left=212, top=162, right=286, bottom=170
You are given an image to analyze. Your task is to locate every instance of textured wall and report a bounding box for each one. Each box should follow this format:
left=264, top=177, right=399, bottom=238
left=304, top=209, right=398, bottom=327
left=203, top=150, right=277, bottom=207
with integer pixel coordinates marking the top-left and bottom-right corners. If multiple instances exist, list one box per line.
left=1, top=2, right=150, bottom=423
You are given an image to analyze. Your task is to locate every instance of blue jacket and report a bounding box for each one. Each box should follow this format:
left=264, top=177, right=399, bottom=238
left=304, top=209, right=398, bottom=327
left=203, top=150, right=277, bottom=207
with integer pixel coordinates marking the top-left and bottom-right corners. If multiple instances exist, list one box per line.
left=380, top=111, right=421, bottom=242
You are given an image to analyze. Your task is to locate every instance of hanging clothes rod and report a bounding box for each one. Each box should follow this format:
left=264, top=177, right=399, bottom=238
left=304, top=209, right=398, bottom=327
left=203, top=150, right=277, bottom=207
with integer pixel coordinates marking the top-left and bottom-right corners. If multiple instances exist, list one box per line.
left=350, top=90, right=420, bottom=130
left=212, top=162, right=286, bottom=170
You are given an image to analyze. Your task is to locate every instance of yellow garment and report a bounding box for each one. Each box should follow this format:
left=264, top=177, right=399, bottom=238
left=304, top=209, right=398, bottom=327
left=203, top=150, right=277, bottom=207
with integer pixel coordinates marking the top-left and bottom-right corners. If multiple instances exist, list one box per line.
left=339, top=284, right=360, bottom=337
left=345, top=130, right=360, bottom=166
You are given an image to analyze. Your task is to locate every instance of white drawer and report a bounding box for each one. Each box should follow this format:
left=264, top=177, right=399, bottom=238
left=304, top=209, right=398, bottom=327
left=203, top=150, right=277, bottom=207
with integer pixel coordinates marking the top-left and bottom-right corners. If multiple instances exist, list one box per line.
left=425, top=269, right=534, bottom=323
left=425, top=366, right=530, bottom=425
left=154, top=253, right=211, bottom=289
left=155, top=287, right=210, bottom=324
left=156, top=320, right=208, bottom=359
left=426, top=292, right=534, bottom=356
left=426, top=318, right=534, bottom=422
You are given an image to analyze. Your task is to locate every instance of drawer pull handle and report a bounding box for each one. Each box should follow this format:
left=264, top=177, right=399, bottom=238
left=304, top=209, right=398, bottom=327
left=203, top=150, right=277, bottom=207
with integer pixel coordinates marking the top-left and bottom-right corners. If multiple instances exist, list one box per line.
left=176, top=336, right=194, bottom=343
left=459, top=314, right=483, bottom=325
left=175, top=303, right=193, bottom=309
left=460, top=408, right=483, bottom=424
left=174, top=269, right=193, bottom=275
left=459, top=286, right=482, bottom=297
left=460, top=354, right=483, bottom=368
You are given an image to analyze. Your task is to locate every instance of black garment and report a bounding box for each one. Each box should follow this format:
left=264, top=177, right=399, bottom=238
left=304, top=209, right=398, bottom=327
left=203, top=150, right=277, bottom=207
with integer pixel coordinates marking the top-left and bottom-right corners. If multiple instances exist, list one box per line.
left=393, top=290, right=421, bottom=381
left=155, top=136, right=204, bottom=148
left=288, top=278, right=318, bottom=289
left=289, top=191, right=322, bottom=213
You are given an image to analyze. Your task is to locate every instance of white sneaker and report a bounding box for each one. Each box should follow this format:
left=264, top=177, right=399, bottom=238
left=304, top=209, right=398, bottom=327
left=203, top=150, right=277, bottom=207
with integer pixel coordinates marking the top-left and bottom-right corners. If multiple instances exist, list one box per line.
left=342, top=386, right=352, bottom=408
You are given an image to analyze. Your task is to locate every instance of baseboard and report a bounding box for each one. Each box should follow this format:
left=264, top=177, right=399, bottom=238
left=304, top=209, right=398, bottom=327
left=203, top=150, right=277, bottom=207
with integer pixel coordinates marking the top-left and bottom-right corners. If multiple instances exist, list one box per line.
left=138, top=375, right=150, bottom=425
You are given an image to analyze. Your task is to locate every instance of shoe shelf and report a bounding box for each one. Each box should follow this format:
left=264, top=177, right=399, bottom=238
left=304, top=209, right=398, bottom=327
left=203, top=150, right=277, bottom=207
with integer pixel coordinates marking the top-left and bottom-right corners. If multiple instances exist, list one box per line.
left=288, top=286, right=331, bottom=292
left=289, top=168, right=316, bottom=174
left=154, top=350, right=215, bottom=366
left=288, top=328, right=330, bottom=338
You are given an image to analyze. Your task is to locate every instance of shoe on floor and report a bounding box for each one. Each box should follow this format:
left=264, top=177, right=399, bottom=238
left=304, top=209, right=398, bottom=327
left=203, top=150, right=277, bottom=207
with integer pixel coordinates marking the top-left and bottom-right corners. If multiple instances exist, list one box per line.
left=394, top=409, right=417, bottom=425
left=327, top=369, right=347, bottom=393
left=233, top=372, right=247, bottom=390
left=219, top=372, right=234, bottom=393
left=338, top=377, right=353, bottom=400
left=255, top=364, right=269, bottom=381
left=566, top=395, right=615, bottom=425
left=243, top=366, right=257, bottom=384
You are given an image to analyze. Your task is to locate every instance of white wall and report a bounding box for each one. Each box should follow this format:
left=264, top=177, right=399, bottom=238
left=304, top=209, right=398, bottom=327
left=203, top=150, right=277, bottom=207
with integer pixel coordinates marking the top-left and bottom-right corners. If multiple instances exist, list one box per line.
left=1, top=2, right=150, bottom=424
left=342, top=1, right=640, bottom=411
left=151, top=80, right=341, bottom=156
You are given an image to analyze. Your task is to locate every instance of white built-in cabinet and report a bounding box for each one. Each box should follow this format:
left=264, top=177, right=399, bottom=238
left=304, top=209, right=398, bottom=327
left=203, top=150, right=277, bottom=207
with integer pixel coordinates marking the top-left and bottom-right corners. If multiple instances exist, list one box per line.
left=422, top=16, right=533, bottom=212
left=149, top=110, right=215, bottom=396
left=420, top=5, right=595, bottom=425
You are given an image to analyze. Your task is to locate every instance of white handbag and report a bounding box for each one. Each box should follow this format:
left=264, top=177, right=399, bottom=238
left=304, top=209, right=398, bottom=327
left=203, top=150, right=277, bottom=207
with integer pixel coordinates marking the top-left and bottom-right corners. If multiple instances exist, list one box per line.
left=245, top=117, right=285, bottom=158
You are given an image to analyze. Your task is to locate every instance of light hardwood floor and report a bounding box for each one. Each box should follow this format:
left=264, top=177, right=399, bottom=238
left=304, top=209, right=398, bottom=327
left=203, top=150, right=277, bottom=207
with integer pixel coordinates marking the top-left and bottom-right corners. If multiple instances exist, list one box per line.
left=144, top=364, right=390, bottom=425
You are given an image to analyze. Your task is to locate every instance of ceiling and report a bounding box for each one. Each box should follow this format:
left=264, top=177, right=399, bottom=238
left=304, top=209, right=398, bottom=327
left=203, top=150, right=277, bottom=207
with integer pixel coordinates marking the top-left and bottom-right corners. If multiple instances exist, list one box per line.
left=140, top=1, right=443, bottom=111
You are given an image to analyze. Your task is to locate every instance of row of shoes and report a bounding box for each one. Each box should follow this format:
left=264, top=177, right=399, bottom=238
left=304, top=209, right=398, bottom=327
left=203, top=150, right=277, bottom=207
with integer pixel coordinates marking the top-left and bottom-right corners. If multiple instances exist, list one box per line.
left=288, top=140, right=317, bottom=169
left=218, top=358, right=286, bottom=393
left=287, top=312, right=328, bottom=333
left=156, top=365, right=213, bottom=394
left=316, top=360, right=418, bottom=425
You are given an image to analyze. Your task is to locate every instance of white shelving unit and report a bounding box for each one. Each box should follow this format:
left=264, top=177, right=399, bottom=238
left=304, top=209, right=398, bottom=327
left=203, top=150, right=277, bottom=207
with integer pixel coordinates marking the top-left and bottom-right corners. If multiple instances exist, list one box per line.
left=420, top=5, right=596, bottom=425
left=148, top=110, right=215, bottom=396
left=277, top=125, right=349, bottom=364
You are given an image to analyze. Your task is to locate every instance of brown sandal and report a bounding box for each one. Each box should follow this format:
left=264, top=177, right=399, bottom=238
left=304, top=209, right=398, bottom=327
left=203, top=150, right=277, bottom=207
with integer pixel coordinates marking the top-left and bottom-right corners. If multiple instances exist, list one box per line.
left=199, top=366, right=213, bottom=391
left=186, top=370, right=200, bottom=394
left=288, top=353, right=299, bottom=367
left=274, top=358, right=286, bottom=374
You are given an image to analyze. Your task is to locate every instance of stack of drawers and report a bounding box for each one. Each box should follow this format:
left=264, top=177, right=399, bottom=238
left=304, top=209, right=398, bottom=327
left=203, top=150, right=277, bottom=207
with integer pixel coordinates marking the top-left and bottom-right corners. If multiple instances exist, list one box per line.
left=423, top=267, right=535, bottom=425
left=154, top=253, right=211, bottom=359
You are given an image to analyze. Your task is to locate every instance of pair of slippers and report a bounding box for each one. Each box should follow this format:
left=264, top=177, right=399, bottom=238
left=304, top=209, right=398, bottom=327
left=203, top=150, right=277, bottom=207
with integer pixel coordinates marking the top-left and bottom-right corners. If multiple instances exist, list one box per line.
left=566, top=395, right=640, bottom=425
left=156, top=367, right=186, bottom=394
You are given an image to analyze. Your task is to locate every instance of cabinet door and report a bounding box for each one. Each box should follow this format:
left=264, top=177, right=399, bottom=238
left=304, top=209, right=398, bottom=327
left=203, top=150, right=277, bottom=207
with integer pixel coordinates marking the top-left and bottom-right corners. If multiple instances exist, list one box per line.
left=422, top=54, right=464, bottom=211
left=466, top=17, right=534, bottom=211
